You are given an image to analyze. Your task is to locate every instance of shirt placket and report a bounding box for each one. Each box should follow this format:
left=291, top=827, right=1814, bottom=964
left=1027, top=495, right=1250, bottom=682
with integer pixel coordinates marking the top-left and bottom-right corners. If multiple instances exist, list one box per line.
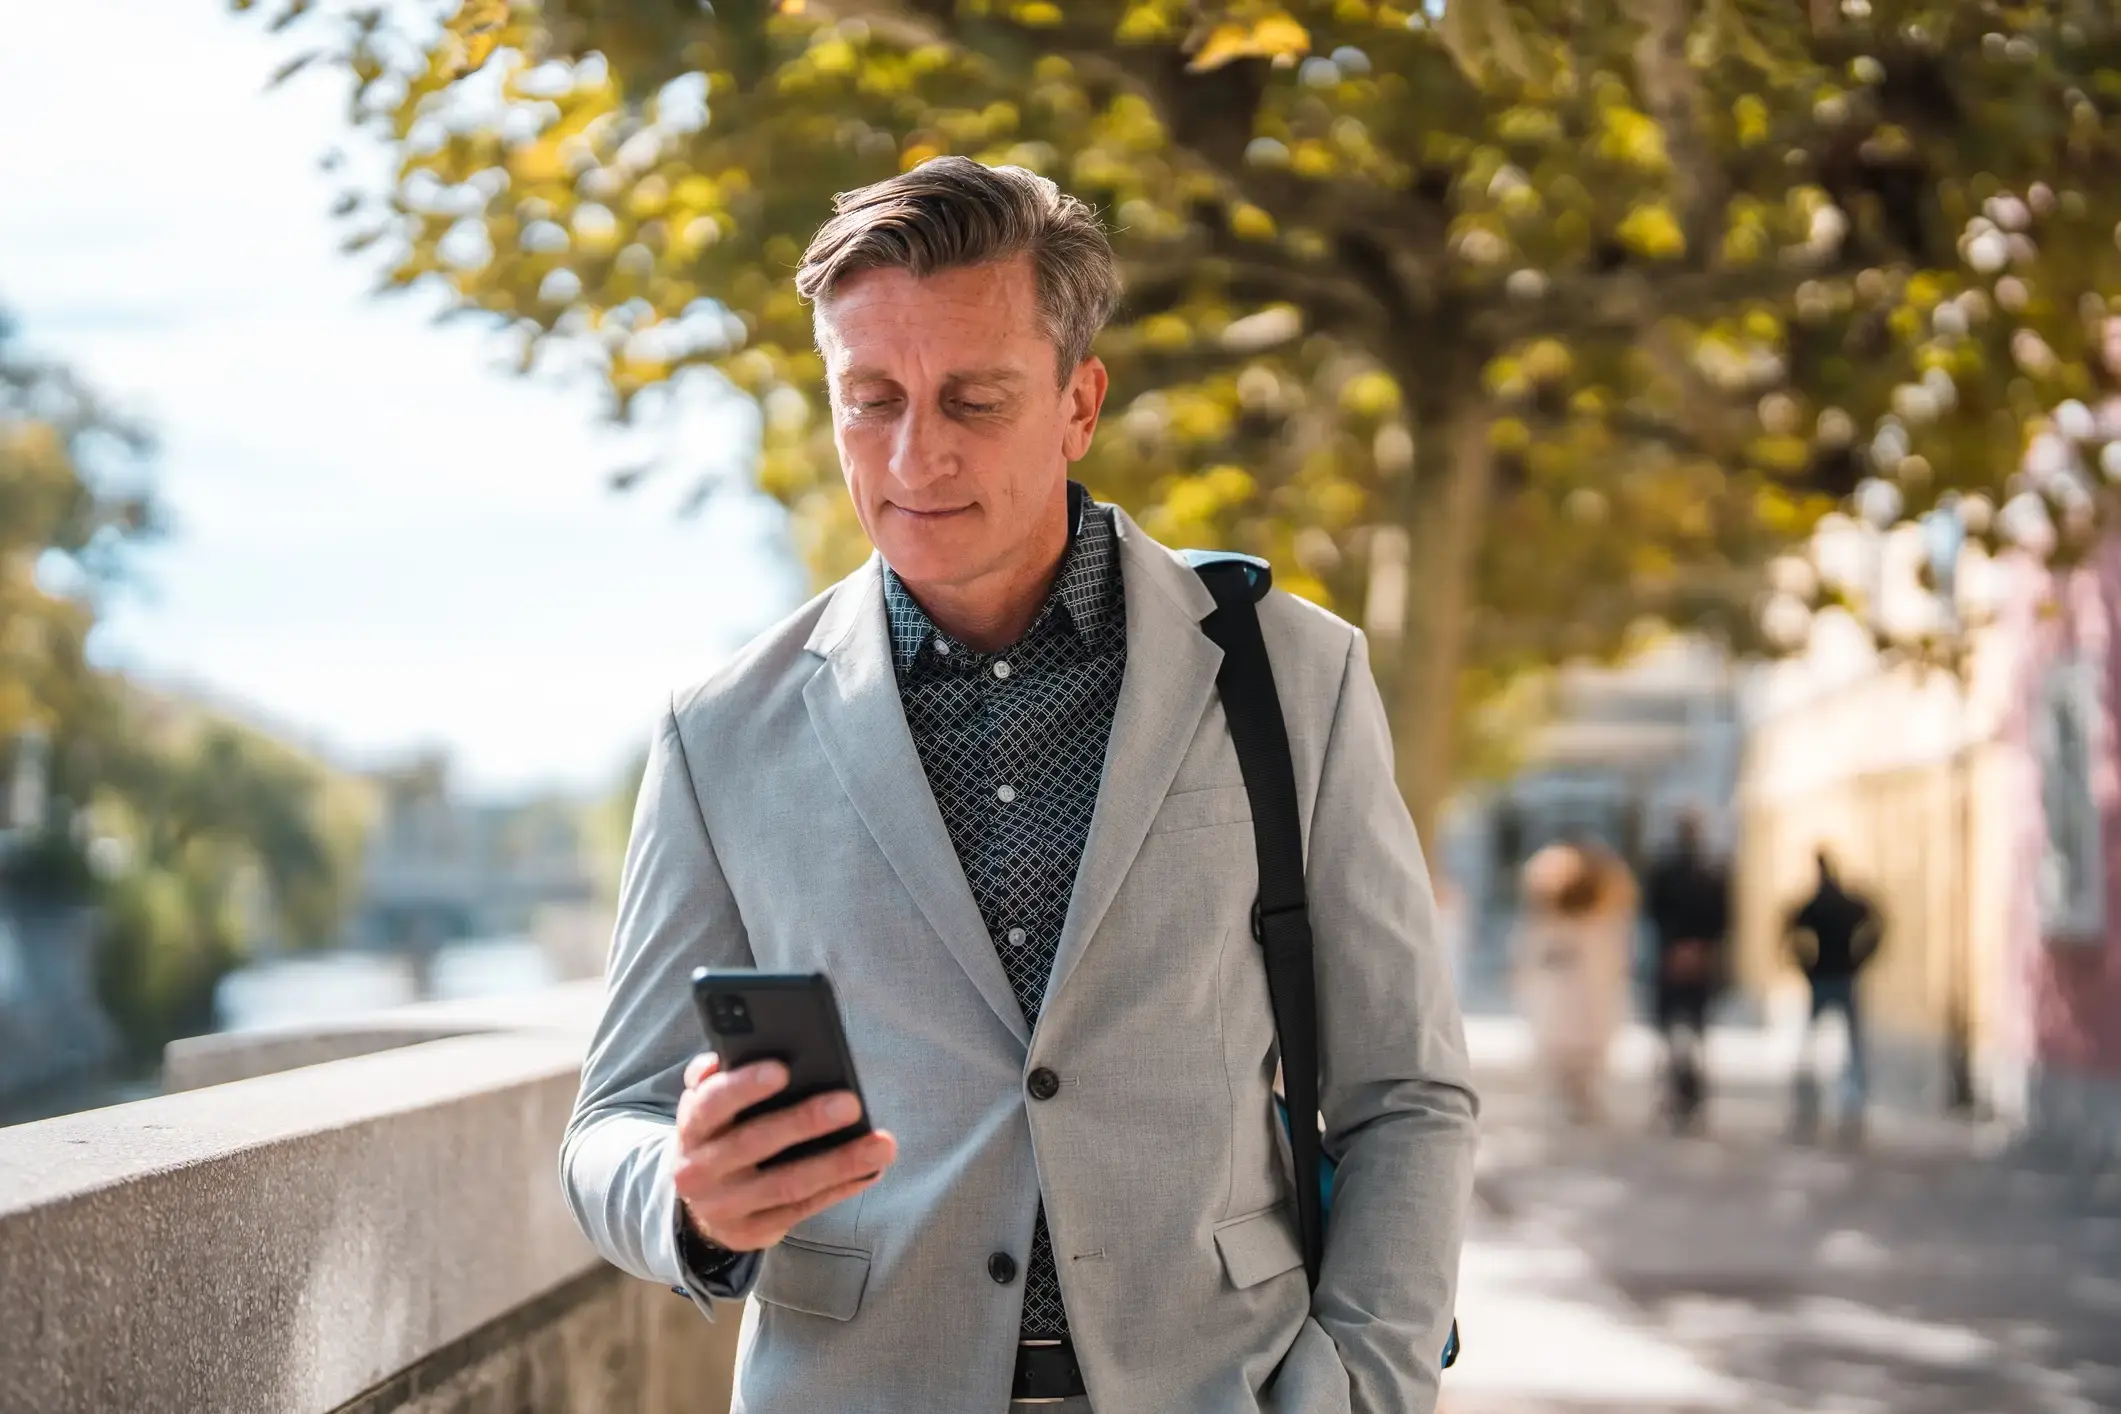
left=980, top=637, right=1045, bottom=1020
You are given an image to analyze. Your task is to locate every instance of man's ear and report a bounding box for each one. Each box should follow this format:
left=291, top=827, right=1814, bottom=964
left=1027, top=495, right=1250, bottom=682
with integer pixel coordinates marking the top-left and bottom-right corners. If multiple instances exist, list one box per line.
left=1061, top=356, right=1109, bottom=461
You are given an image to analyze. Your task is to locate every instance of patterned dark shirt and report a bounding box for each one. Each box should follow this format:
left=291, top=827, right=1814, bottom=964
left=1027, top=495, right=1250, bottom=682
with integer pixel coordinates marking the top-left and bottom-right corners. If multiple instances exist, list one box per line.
left=882, top=481, right=1126, bottom=1341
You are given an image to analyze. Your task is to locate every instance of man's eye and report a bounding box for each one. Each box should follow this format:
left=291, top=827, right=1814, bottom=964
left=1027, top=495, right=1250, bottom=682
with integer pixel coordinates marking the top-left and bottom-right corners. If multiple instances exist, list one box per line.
left=852, top=397, right=898, bottom=413
left=955, top=399, right=999, bottom=415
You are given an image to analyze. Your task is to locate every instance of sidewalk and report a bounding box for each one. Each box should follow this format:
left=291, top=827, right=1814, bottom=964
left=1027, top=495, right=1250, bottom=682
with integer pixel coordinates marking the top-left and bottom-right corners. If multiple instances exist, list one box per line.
left=1446, top=1018, right=2121, bottom=1414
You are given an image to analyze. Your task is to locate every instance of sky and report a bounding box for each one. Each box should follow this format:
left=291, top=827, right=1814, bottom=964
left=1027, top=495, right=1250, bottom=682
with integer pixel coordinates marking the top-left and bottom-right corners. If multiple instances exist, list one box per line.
left=0, top=0, right=803, bottom=796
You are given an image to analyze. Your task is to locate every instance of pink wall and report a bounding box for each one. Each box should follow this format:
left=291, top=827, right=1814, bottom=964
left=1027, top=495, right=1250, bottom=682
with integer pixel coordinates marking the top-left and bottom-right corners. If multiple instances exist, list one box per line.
left=2008, top=536, right=2121, bottom=1079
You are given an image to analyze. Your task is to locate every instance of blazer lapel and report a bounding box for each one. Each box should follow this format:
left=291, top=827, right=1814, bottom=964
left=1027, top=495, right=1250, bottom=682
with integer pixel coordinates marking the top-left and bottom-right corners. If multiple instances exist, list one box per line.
left=802, top=557, right=1032, bottom=1047
left=1041, top=510, right=1223, bottom=1016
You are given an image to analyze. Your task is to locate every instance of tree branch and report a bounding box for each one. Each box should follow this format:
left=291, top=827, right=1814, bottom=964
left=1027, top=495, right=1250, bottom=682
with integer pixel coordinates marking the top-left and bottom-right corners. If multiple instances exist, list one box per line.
left=1628, top=0, right=1727, bottom=260
left=1472, top=259, right=1838, bottom=347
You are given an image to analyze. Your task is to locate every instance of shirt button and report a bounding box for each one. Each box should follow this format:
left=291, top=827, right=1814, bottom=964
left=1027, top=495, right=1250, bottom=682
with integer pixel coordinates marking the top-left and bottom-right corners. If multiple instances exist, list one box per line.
left=988, top=1251, right=1018, bottom=1284
left=1027, top=1067, right=1061, bottom=1101
left=934, top=640, right=951, bottom=655
left=996, top=784, right=1016, bottom=803
left=992, top=660, right=1012, bottom=679
left=1006, top=927, right=1027, bottom=946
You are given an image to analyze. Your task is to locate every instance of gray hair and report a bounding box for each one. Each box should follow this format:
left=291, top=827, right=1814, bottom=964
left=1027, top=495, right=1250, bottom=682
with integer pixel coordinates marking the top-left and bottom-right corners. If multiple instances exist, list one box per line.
left=797, top=156, right=1122, bottom=383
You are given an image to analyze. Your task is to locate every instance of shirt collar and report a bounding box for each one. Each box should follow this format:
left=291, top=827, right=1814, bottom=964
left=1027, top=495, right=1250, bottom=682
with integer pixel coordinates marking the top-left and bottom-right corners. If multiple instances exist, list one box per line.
left=883, top=482, right=1120, bottom=676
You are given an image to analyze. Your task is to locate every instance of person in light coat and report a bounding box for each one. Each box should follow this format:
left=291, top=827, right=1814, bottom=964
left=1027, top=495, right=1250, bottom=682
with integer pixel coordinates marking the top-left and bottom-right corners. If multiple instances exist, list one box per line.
left=1512, top=839, right=1636, bottom=1125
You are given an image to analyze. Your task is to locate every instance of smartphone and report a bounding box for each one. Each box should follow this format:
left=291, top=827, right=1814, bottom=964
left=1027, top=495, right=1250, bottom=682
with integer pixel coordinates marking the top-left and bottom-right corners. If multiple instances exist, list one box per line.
left=690, top=969, right=874, bottom=1168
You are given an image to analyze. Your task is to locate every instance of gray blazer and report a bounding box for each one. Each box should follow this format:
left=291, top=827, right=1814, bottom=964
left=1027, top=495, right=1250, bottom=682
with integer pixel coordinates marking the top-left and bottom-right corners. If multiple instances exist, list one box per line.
left=562, top=509, right=1477, bottom=1414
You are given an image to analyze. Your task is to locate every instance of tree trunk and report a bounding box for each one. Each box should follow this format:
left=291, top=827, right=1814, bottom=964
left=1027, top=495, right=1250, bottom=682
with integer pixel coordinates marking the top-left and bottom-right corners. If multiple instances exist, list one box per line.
left=1367, top=399, right=1494, bottom=854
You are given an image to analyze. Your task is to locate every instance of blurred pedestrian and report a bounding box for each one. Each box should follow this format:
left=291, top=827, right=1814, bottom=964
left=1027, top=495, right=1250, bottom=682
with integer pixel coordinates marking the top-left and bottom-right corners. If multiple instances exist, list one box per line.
left=1513, top=839, right=1636, bottom=1126
left=1784, top=850, right=1883, bottom=1139
left=1642, top=808, right=1730, bottom=1132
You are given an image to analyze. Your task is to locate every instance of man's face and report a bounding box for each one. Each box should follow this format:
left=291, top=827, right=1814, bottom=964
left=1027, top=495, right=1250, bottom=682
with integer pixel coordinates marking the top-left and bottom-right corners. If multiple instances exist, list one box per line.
left=816, top=255, right=1107, bottom=590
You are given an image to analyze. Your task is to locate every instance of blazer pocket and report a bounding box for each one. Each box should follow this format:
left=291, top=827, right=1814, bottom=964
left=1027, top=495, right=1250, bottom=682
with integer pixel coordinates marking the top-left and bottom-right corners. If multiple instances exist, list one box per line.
left=1213, top=1202, right=1305, bottom=1290
left=1148, top=785, right=1253, bottom=837
left=756, top=1236, right=872, bottom=1321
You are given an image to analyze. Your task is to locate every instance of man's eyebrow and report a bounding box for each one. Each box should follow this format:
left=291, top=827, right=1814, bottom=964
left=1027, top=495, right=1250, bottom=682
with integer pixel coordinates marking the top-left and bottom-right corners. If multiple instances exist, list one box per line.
left=831, top=363, right=1027, bottom=387
left=946, top=366, right=1026, bottom=387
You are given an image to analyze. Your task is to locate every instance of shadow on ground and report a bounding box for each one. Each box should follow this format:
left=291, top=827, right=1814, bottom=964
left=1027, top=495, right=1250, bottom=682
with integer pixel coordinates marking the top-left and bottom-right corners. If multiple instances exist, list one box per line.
left=1459, top=1057, right=2121, bottom=1414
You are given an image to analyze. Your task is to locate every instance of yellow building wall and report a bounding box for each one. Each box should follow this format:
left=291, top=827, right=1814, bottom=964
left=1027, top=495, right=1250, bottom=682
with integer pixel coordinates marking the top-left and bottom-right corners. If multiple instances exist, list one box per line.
left=1734, top=666, right=2017, bottom=1082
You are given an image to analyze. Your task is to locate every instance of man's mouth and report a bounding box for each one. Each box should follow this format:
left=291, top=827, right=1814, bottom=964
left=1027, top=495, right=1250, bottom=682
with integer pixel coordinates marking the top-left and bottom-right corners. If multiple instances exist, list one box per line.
left=891, top=503, right=974, bottom=521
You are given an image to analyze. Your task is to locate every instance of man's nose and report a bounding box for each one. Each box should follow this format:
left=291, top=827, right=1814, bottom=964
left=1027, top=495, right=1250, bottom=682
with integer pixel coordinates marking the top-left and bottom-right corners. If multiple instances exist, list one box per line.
left=888, top=402, right=951, bottom=487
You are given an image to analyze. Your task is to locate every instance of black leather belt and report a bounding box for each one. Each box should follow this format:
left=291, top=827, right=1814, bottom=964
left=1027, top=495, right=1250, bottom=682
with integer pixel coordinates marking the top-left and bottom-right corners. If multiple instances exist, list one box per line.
left=1011, top=1338, right=1085, bottom=1402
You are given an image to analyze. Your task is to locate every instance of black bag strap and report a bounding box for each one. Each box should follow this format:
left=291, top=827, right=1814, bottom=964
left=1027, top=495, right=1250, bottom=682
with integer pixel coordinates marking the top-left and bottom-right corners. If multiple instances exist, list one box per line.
left=1185, top=552, right=1326, bottom=1289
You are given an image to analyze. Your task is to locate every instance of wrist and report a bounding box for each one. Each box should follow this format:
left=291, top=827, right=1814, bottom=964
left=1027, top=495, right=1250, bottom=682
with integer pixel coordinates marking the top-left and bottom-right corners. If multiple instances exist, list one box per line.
left=679, top=1200, right=754, bottom=1261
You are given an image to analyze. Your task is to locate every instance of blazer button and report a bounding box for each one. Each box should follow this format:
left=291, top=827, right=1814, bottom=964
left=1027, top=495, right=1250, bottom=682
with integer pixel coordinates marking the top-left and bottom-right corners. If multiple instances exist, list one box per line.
left=1026, top=1067, right=1061, bottom=1102
left=988, top=1251, right=1018, bottom=1284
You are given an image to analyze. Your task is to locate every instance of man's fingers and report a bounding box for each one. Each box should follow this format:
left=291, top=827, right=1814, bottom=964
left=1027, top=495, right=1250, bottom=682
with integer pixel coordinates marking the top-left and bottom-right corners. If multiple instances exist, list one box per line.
left=720, top=1131, right=898, bottom=1214
left=683, top=1051, right=721, bottom=1090
left=748, top=1171, right=881, bottom=1238
left=677, top=1130, right=896, bottom=1232
left=703, top=1089, right=865, bottom=1173
left=675, top=1058, right=788, bottom=1150
left=705, top=1140, right=895, bottom=1250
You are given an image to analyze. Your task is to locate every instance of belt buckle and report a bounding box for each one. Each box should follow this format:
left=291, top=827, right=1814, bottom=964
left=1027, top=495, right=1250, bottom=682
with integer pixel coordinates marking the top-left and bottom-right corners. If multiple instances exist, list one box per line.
left=1012, top=1337, right=1083, bottom=1404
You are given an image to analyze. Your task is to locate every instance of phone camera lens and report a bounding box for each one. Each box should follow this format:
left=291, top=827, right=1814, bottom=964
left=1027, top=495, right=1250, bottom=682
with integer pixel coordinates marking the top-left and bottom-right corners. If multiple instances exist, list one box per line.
left=708, top=993, right=753, bottom=1035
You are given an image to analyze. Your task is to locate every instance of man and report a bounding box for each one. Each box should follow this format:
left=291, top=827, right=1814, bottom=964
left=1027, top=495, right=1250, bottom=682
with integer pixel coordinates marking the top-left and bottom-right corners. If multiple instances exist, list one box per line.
left=561, top=157, right=1476, bottom=1414
left=1641, top=808, right=1730, bottom=1131
left=1784, top=849, right=1882, bottom=1137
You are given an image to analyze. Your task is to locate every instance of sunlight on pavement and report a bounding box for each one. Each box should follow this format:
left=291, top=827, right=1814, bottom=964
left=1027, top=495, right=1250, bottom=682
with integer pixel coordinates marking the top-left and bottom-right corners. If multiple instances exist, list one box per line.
left=1447, top=1221, right=1748, bottom=1410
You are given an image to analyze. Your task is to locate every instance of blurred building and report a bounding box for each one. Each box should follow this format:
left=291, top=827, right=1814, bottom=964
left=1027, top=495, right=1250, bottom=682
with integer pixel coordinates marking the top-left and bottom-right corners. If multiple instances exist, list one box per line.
left=349, top=751, right=605, bottom=971
left=1442, top=637, right=1746, bottom=1009
left=1735, top=522, right=2119, bottom=1161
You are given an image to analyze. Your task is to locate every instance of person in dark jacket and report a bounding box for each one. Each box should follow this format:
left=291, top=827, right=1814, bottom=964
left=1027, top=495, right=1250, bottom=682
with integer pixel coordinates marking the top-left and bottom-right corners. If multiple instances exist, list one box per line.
left=1785, top=850, right=1882, bottom=1137
left=1642, top=809, right=1731, bottom=1131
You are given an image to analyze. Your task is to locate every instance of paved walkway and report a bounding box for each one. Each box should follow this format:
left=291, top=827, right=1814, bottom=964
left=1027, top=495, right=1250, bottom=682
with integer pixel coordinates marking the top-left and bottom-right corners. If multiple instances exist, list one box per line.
left=1446, top=1019, right=2121, bottom=1414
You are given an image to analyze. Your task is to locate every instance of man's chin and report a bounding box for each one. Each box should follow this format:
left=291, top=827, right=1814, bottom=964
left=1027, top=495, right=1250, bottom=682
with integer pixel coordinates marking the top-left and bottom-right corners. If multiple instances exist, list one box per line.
left=876, top=518, right=985, bottom=582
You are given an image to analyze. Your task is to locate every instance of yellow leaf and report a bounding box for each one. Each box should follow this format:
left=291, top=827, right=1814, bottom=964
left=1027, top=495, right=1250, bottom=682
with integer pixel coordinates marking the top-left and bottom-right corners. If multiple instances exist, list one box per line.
left=1617, top=202, right=1686, bottom=260
left=1188, top=13, right=1311, bottom=72
left=1189, top=24, right=1253, bottom=71
left=1734, top=94, right=1769, bottom=147
left=1012, top=1, right=1064, bottom=26
left=1339, top=370, right=1402, bottom=418
left=811, top=38, right=857, bottom=75
left=1141, top=314, right=1193, bottom=351
left=1230, top=203, right=1277, bottom=241
left=1116, top=4, right=1174, bottom=43
left=1253, top=13, right=1312, bottom=53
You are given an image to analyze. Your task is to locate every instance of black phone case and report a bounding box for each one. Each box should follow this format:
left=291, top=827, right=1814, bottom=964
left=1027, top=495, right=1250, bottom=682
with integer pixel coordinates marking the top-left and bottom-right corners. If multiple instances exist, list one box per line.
left=690, top=969, right=874, bottom=1167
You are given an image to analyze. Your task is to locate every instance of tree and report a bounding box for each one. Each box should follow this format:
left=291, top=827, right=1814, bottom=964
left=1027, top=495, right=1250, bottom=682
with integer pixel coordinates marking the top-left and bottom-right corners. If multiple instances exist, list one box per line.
left=242, top=0, right=2121, bottom=838
left=88, top=700, right=377, bottom=1056
left=0, top=309, right=371, bottom=1054
left=0, top=311, right=156, bottom=754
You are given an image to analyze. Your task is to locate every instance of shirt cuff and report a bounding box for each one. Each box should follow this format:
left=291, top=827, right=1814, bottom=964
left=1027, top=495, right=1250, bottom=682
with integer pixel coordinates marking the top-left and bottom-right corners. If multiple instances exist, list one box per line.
left=671, top=1206, right=763, bottom=1303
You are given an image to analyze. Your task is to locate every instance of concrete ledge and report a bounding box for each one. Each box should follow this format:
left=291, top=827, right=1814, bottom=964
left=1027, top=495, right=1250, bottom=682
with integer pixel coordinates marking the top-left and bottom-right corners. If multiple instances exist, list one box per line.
left=328, top=1264, right=739, bottom=1414
left=0, top=1024, right=609, bottom=1414
left=162, top=980, right=603, bottom=1091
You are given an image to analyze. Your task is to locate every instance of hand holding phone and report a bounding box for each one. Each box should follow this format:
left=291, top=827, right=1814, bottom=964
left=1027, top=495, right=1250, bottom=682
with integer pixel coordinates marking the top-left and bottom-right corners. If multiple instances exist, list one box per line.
left=673, top=971, right=897, bottom=1254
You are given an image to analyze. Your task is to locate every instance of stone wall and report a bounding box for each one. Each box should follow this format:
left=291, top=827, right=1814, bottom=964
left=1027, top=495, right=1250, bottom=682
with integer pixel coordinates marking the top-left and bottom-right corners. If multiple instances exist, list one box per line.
left=330, top=1268, right=738, bottom=1414
left=0, top=986, right=741, bottom=1414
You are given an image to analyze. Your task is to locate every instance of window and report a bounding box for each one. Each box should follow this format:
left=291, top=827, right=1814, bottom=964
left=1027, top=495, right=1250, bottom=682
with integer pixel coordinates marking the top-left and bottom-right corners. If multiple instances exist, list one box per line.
left=2036, top=655, right=2108, bottom=942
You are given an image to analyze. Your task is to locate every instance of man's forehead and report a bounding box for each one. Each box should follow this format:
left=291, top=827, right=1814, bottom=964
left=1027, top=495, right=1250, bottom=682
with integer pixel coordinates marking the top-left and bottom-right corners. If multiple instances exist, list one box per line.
left=815, top=258, right=1049, bottom=375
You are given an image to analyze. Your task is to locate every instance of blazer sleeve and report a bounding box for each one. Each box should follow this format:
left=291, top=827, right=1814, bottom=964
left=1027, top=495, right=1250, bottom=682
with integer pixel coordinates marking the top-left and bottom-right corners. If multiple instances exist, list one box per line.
left=1305, top=630, right=1480, bottom=1414
left=559, top=700, right=762, bottom=1318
